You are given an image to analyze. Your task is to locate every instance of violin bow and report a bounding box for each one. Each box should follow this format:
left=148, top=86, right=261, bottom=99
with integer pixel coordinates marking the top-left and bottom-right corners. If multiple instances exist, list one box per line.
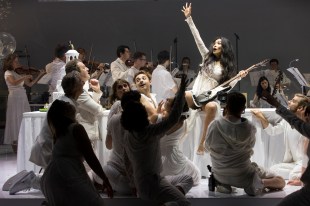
left=88, top=43, right=93, bottom=65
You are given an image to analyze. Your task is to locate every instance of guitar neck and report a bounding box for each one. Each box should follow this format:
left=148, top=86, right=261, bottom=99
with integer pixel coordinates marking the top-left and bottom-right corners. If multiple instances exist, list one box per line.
left=218, top=64, right=258, bottom=88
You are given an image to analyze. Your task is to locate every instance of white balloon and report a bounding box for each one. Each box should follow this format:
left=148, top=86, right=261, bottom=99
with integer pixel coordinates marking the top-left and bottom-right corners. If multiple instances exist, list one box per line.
left=0, top=32, right=16, bottom=59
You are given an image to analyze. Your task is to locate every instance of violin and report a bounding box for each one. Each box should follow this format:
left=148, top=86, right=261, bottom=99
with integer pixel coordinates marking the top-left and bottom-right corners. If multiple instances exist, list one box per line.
left=15, top=66, right=41, bottom=76
left=125, top=59, right=134, bottom=67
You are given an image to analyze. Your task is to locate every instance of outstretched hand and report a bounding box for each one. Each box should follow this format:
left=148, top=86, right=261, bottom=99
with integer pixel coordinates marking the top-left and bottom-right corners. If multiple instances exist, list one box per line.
left=181, top=2, right=192, bottom=18
left=261, top=90, right=280, bottom=108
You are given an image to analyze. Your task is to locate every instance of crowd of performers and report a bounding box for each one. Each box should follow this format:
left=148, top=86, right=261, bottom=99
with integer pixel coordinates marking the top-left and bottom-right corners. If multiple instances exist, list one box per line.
left=2, top=2, right=310, bottom=206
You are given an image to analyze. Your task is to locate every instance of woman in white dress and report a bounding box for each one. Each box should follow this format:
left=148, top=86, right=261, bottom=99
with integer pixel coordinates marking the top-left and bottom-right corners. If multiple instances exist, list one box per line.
left=181, top=3, right=248, bottom=155
left=3, top=53, right=44, bottom=148
left=41, top=100, right=113, bottom=206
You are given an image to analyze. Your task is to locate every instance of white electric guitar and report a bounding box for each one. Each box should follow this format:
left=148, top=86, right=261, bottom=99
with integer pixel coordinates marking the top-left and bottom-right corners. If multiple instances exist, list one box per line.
left=193, top=59, right=269, bottom=107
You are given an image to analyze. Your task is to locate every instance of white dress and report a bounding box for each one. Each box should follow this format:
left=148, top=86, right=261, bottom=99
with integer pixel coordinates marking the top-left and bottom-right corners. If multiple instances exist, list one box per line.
left=160, top=122, right=201, bottom=185
left=4, top=70, right=31, bottom=144
left=41, top=123, right=104, bottom=206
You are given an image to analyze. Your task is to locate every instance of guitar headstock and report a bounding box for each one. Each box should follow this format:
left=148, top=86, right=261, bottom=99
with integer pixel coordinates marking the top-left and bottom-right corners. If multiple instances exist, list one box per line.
left=254, top=59, right=270, bottom=68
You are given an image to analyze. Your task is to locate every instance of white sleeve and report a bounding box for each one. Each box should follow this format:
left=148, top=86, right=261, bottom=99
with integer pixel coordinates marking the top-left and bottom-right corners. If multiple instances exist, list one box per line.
left=185, top=16, right=209, bottom=61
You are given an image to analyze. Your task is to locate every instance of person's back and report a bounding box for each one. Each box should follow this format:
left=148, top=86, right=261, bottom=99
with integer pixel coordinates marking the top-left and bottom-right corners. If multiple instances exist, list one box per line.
left=151, top=50, right=177, bottom=103
left=206, top=92, right=285, bottom=195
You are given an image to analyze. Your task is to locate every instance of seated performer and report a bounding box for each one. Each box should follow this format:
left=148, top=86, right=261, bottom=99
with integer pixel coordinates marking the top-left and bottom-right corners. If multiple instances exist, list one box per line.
left=205, top=91, right=285, bottom=195
left=121, top=75, right=193, bottom=205
left=181, top=3, right=248, bottom=155
left=250, top=76, right=273, bottom=108
left=252, top=93, right=309, bottom=183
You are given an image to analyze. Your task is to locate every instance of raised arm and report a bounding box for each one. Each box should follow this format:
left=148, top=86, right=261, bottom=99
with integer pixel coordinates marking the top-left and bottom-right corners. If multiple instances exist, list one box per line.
left=182, top=3, right=209, bottom=60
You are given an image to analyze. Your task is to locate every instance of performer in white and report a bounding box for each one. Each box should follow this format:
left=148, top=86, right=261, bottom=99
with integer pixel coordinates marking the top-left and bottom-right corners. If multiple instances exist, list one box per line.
left=252, top=93, right=309, bottom=182
left=206, top=92, right=285, bottom=195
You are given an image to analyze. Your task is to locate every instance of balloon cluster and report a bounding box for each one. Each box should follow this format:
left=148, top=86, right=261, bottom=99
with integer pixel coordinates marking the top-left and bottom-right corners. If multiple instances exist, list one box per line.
left=0, top=32, right=16, bottom=59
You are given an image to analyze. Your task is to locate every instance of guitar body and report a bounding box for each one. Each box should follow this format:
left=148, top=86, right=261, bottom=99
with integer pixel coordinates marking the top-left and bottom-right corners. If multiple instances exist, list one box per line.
left=191, top=59, right=269, bottom=108
left=194, top=85, right=231, bottom=106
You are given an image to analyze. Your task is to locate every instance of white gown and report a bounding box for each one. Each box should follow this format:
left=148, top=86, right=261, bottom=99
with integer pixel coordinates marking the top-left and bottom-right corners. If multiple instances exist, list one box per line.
left=4, top=70, right=30, bottom=144
left=160, top=122, right=201, bottom=185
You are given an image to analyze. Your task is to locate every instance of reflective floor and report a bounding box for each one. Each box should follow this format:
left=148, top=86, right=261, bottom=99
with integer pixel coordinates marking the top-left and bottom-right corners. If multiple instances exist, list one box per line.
left=0, top=149, right=301, bottom=206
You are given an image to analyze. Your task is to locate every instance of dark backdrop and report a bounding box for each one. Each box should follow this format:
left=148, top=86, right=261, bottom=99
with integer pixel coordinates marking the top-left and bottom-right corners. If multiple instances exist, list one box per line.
left=1, top=0, right=310, bottom=120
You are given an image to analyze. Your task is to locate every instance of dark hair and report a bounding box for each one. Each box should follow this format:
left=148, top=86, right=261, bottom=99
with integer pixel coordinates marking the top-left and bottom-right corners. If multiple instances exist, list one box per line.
left=76, top=47, right=86, bottom=56
left=121, top=90, right=141, bottom=109
left=256, top=76, right=271, bottom=99
left=157, top=50, right=170, bottom=65
left=179, top=57, right=191, bottom=71
left=305, top=102, right=310, bottom=117
left=269, top=58, right=279, bottom=65
left=121, top=101, right=149, bottom=132
left=47, top=100, right=76, bottom=143
left=3, top=53, right=18, bottom=71
left=65, top=59, right=81, bottom=74
left=225, top=92, right=246, bottom=117
left=55, top=43, right=70, bottom=59
left=61, top=71, right=82, bottom=97
left=108, top=79, right=131, bottom=105
left=204, top=37, right=236, bottom=84
left=116, top=45, right=130, bottom=57
left=133, top=51, right=146, bottom=60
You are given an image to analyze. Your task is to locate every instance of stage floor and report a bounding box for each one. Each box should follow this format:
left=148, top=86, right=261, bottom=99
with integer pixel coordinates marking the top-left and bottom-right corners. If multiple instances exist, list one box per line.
left=0, top=152, right=301, bottom=206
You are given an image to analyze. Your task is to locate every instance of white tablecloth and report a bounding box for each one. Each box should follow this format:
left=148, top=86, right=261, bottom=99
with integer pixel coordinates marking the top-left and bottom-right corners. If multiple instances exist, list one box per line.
left=17, top=110, right=111, bottom=173
left=17, top=109, right=285, bottom=176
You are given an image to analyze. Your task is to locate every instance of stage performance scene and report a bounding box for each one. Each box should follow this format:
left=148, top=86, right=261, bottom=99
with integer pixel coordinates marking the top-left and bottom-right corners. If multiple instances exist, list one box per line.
left=0, top=1, right=310, bottom=206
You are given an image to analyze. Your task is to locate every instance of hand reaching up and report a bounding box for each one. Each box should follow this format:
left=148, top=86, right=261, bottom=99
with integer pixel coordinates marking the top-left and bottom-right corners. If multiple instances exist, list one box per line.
left=181, top=2, right=192, bottom=18
left=179, top=73, right=188, bottom=93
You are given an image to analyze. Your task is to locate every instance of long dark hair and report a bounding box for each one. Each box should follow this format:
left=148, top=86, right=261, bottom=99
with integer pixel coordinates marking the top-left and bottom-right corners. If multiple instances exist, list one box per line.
left=47, top=100, right=76, bottom=143
left=3, top=53, right=18, bottom=72
left=204, top=37, right=236, bottom=84
left=109, top=79, right=130, bottom=104
left=256, top=76, right=271, bottom=99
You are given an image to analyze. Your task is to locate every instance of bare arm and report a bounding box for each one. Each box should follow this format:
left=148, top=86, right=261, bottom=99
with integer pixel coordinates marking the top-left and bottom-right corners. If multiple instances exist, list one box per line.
left=251, top=109, right=270, bottom=129
left=74, top=124, right=113, bottom=198
left=6, top=74, right=32, bottom=86
left=24, top=70, right=46, bottom=87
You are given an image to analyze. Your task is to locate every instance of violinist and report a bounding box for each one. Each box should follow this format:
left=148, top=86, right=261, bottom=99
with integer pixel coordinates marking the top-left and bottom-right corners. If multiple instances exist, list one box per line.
left=77, top=47, right=104, bottom=76
left=47, top=43, right=70, bottom=96
left=127, top=51, right=147, bottom=90
left=3, top=53, right=45, bottom=151
left=110, top=45, right=131, bottom=83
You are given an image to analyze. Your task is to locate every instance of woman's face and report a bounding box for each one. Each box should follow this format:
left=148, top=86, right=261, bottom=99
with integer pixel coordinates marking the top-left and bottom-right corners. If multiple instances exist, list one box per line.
left=12, top=57, right=21, bottom=69
left=260, top=80, right=269, bottom=90
left=212, top=38, right=222, bottom=57
left=116, top=82, right=130, bottom=99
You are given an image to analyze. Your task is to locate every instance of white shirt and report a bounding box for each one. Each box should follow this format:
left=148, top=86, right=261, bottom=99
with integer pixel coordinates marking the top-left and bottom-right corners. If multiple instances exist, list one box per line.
left=111, top=58, right=130, bottom=83
left=151, top=65, right=177, bottom=103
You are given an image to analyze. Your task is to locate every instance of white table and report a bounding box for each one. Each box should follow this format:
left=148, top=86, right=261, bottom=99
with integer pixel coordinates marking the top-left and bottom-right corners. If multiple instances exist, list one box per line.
left=17, top=109, right=285, bottom=176
left=17, top=110, right=111, bottom=173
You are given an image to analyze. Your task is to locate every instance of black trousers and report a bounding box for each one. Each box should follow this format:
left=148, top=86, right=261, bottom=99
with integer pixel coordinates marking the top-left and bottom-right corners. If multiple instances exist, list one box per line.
left=278, top=185, right=310, bottom=206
